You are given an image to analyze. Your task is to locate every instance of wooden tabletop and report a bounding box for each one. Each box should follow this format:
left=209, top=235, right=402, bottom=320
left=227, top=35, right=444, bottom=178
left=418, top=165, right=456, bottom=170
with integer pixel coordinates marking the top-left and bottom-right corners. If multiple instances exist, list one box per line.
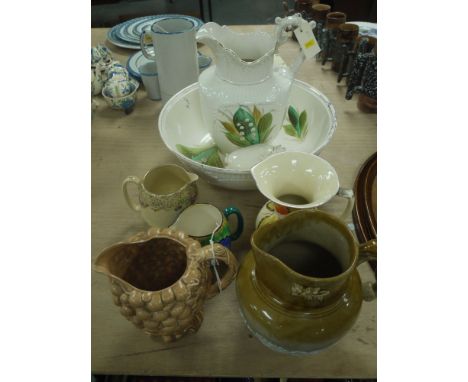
left=92, top=26, right=377, bottom=378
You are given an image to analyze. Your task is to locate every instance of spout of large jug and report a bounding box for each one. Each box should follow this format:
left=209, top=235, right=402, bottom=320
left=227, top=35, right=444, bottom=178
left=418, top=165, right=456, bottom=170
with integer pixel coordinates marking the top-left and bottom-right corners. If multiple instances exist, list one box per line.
left=196, top=22, right=225, bottom=57
left=94, top=242, right=131, bottom=277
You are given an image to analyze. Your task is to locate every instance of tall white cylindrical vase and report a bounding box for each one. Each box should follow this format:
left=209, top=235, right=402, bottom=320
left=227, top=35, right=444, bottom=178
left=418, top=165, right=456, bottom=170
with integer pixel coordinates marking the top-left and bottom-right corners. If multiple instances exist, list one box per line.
left=140, top=16, right=199, bottom=103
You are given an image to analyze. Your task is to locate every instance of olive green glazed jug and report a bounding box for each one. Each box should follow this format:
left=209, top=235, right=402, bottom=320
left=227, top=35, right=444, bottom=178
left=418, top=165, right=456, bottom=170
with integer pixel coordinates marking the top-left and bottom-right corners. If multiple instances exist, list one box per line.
left=236, top=210, right=377, bottom=354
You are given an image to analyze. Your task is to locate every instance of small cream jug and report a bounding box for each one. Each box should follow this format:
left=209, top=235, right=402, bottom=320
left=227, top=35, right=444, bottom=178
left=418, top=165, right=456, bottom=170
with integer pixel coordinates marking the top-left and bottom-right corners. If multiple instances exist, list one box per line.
left=94, top=227, right=238, bottom=343
left=196, top=14, right=315, bottom=154
left=123, top=164, right=198, bottom=227
left=251, top=151, right=354, bottom=227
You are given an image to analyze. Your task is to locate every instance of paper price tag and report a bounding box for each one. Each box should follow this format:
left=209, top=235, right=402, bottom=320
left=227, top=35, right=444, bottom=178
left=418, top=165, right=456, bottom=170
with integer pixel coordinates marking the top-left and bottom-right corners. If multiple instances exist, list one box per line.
left=294, top=21, right=321, bottom=59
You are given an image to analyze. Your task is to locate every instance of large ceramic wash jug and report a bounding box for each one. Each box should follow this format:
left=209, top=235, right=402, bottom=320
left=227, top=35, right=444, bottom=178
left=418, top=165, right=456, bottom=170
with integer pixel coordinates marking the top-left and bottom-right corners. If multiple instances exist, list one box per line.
left=236, top=210, right=377, bottom=354
left=196, top=14, right=315, bottom=154
left=94, top=227, right=238, bottom=343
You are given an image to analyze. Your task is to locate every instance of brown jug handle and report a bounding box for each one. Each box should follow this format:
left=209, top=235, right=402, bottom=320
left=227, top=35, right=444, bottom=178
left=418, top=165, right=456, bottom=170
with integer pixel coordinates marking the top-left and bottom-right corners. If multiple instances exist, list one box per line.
left=357, top=239, right=377, bottom=302
left=200, top=243, right=238, bottom=299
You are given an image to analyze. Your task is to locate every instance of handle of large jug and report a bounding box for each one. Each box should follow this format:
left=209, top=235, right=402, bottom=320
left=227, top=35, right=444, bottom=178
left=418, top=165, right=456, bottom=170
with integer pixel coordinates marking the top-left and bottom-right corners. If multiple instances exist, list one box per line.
left=140, top=31, right=157, bottom=60
left=274, top=14, right=316, bottom=75
left=357, top=239, right=377, bottom=301
left=336, top=187, right=355, bottom=221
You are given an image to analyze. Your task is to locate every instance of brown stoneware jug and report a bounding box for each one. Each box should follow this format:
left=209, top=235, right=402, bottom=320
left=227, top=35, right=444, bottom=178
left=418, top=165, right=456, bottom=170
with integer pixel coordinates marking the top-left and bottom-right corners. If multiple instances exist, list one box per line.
left=311, top=3, right=331, bottom=51
left=94, top=227, right=238, bottom=342
left=321, top=11, right=347, bottom=65
left=236, top=210, right=377, bottom=354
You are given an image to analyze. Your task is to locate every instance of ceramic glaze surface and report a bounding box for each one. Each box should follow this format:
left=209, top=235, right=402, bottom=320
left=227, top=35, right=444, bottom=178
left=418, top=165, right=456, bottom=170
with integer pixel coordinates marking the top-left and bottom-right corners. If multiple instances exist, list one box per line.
left=107, top=14, right=204, bottom=50
left=92, top=44, right=112, bottom=67
left=224, top=144, right=285, bottom=170
left=96, top=58, right=120, bottom=83
left=104, top=79, right=135, bottom=97
left=237, top=250, right=363, bottom=354
left=91, top=68, right=104, bottom=96
left=351, top=21, right=377, bottom=38
left=127, top=51, right=212, bottom=81
left=122, top=164, right=198, bottom=227
left=158, top=79, right=337, bottom=190
left=252, top=151, right=339, bottom=209
left=346, top=50, right=377, bottom=101
left=236, top=210, right=377, bottom=354
left=107, top=64, right=130, bottom=82
left=251, top=151, right=354, bottom=227
left=94, top=227, right=238, bottom=343
left=196, top=15, right=309, bottom=154
left=140, top=16, right=199, bottom=103
left=102, top=81, right=139, bottom=111
left=139, top=61, right=161, bottom=100
left=171, top=203, right=243, bottom=247
left=198, top=64, right=293, bottom=154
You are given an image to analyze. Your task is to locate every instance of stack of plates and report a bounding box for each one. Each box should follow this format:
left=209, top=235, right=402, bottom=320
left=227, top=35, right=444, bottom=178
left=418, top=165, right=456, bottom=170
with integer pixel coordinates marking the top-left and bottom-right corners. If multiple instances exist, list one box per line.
left=107, top=14, right=204, bottom=50
left=126, top=51, right=212, bottom=81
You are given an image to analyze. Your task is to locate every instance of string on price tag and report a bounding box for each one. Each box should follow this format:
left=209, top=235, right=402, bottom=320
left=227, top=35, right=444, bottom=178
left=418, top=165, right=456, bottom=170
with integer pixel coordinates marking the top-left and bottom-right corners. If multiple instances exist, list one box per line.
left=294, top=20, right=321, bottom=59
left=209, top=229, right=223, bottom=293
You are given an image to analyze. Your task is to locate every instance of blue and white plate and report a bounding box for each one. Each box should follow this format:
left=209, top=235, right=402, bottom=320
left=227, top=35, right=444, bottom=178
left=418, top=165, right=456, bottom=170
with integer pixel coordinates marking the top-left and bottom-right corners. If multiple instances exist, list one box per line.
left=134, top=14, right=203, bottom=36
left=351, top=21, right=377, bottom=38
left=121, top=16, right=154, bottom=42
left=110, top=14, right=204, bottom=46
left=107, top=25, right=141, bottom=50
left=126, top=51, right=212, bottom=80
left=117, top=16, right=155, bottom=43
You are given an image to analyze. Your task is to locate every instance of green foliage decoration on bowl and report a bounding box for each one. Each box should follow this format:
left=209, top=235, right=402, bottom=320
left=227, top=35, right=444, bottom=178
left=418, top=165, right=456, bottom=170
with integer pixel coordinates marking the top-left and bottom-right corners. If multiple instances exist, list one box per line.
left=220, top=105, right=274, bottom=147
left=176, top=144, right=225, bottom=168
left=283, top=105, right=308, bottom=140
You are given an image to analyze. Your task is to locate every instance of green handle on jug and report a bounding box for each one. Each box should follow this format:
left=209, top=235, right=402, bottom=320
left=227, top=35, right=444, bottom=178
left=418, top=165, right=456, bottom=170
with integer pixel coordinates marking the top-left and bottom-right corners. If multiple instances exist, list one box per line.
left=223, top=206, right=244, bottom=241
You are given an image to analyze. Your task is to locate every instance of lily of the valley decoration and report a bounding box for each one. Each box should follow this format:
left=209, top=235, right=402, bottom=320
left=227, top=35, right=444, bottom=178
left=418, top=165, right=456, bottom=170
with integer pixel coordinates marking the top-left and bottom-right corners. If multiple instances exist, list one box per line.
left=219, top=105, right=274, bottom=147
left=176, top=144, right=224, bottom=168
left=283, top=105, right=308, bottom=140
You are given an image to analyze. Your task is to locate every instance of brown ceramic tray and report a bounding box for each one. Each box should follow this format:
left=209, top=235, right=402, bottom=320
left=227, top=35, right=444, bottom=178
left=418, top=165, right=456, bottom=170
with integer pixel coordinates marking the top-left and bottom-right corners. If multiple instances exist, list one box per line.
left=352, top=152, right=377, bottom=275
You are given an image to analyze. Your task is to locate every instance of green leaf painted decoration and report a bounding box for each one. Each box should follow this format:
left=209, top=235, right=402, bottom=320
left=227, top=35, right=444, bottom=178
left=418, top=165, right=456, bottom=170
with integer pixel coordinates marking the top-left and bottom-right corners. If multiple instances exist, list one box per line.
left=288, top=106, right=300, bottom=131
left=301, top=121, right=308, bottom=139
left=261, top=126, right=274, bottom=142
left=176, top=144, right=224, bottom=168
left=225, top=132, right=251, bottom=147
left=299, top=110, right=307, bottom=129
left=220, top=121, right=238, bottom=135
left=258, top=112, right=272, bottom=136
left=283, top=124, right=297, bottom=137
left=283, top=105, right=309, bottom=140
left=233, top=106, right=259, bottom=144
left=192, top=146, right=218, bottom=162
left=176, top=144, right=208, bottom=157
left=258, top=112, right=273, bottom=142
left=218, top=105, right=275, bottom=147
left=253, top=105, right=262, bottom=124
left=205, top=150, right=224, bottom=168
